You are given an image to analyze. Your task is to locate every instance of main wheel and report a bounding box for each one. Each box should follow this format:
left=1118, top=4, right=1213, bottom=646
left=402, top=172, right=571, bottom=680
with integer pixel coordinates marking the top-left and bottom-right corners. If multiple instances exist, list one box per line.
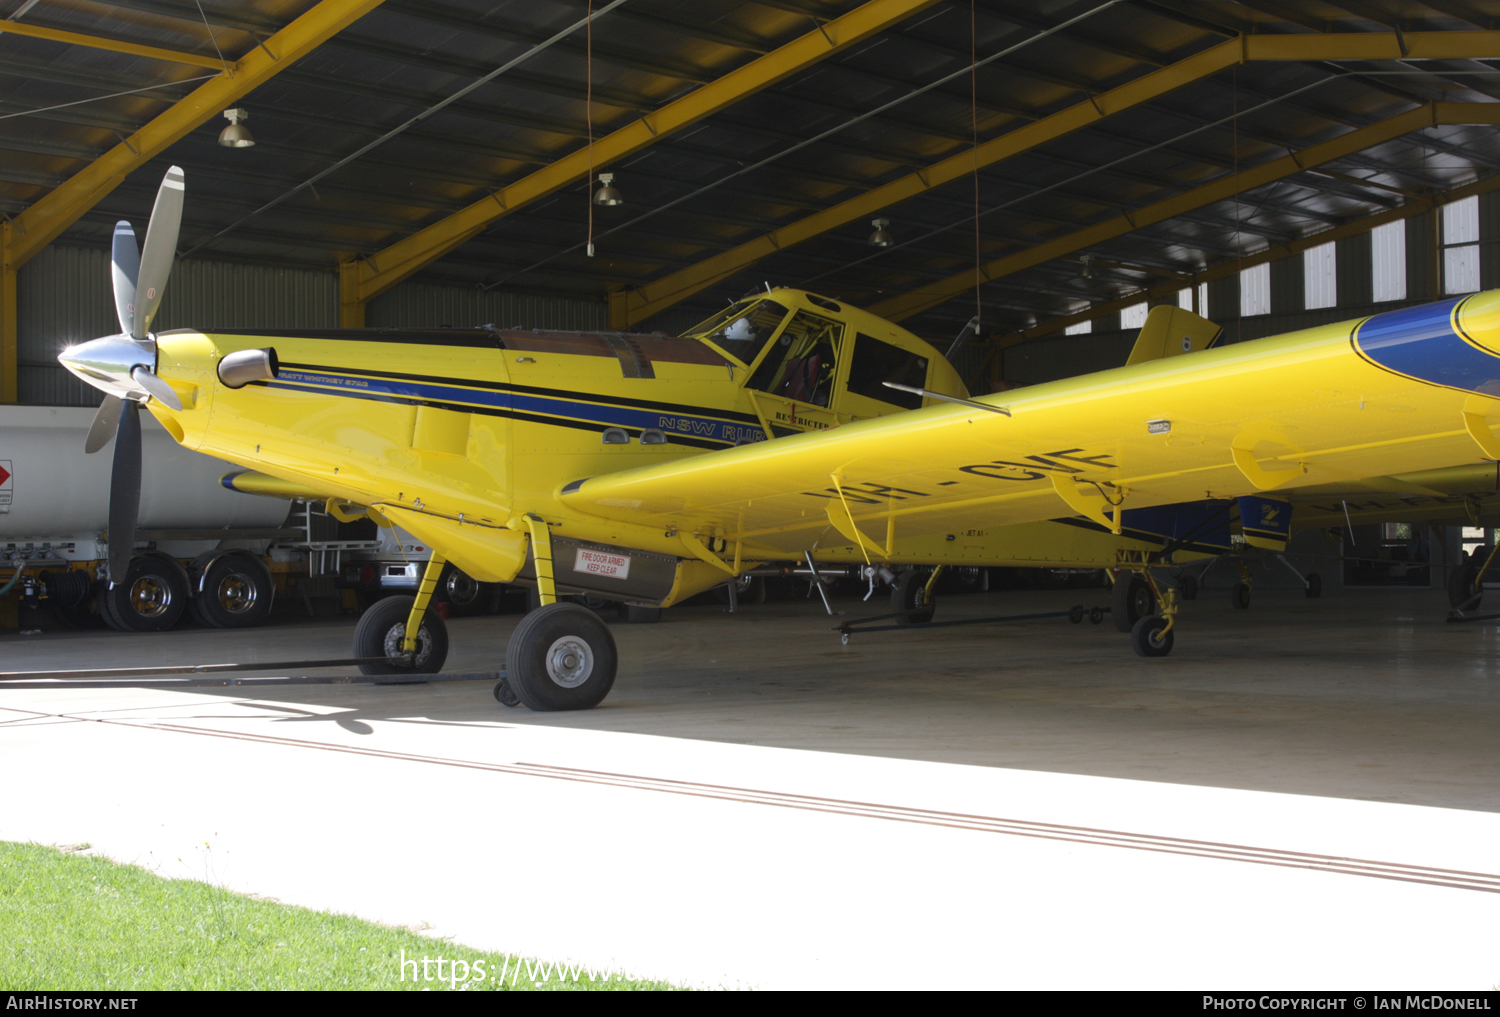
left=1131, top=615, right=1174, bottom=657
left=1448, top=565, right=1479, bottom=610
left=354, top=595, right=448, bottom=676
left=1231, top=582, right=1251, bottom=609
left=891, top=570, right=935, bottom=625
left=505, top=602, right=617, bottom=711
left=97, top=554, right=188, bottom=632
left=1304, top=572, right=1322, bottom=599
left=190, top=553, right=274, bottom=628
left=1179, top=574, right=1199, bottom=601
left=1111, top=574, right=1155, bottom=633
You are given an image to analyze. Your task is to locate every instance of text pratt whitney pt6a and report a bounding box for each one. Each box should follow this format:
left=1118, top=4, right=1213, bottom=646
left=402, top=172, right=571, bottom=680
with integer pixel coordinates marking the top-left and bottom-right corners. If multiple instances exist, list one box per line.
left=60, top=168, right=1500, bottom=710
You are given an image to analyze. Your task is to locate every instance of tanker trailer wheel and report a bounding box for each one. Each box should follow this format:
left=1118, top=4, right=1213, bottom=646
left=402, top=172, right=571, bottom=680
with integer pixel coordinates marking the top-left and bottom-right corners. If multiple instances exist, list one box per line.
left=190, top=553, right=274, bottom=628
left=354, top=595, right=448, bottom=678
left=97, top=554, right=188, bottom=632
left=505, top=602, right=617, bottom=711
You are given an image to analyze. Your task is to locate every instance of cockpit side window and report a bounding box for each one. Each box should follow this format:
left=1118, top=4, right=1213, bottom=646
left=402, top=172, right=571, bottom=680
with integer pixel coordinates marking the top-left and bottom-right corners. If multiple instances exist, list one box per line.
left=688, top=299, right=790, bottom=366
left=846, top=333, right=929, bottom=410
left=747, top=310, right=843, bottom=407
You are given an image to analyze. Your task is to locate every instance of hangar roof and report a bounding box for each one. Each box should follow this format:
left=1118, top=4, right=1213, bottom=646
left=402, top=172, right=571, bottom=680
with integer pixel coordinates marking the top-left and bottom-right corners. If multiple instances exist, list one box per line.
left=2, top=0, right=1498, bottom=348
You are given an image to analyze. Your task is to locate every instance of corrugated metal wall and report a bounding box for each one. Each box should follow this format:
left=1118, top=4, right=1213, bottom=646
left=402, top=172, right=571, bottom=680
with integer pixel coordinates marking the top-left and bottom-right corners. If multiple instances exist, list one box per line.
left=16, top=246, right=607, bottom=405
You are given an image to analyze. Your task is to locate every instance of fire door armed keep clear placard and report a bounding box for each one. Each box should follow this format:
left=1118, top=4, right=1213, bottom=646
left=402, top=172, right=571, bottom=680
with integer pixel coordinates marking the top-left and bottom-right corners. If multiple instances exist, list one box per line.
left=573, top=547, right=630, bottom=580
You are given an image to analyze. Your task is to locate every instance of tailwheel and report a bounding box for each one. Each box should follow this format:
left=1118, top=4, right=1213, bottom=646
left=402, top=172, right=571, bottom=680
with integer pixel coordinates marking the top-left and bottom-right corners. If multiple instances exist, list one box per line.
left=1304, top=572, right=1322, bottom=599
left=891, top=570, right=936, bottom=625
left=1231, top=582, right=1251, bottom=609
left=1179, top=574, right=1198, bottom=601
left=353, top=594, right=448, bottom=679
left=1131, top=615, right=1174, bottom=657
left=505, top=602, right=617, bottom=711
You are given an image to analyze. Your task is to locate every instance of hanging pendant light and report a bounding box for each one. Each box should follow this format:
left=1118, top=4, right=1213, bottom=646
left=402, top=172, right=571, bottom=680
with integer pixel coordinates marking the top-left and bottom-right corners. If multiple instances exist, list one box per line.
left=218, top=108, right=255, bottom=148
left=867, top=218, right=893, bottom=247
left=593, top=173, right=623, bottom=206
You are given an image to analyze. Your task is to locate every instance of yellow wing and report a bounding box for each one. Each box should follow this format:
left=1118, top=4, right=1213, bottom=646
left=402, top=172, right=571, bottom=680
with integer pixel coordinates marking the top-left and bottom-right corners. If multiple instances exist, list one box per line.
left=561, top=295, right=1500, bottom=559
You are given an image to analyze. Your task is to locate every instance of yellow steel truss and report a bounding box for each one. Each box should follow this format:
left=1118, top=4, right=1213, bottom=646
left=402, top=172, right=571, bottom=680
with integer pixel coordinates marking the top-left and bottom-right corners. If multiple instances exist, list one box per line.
left=609, top=31, right=1500, bottom=328
left=337, top=0, right=945, bottom=325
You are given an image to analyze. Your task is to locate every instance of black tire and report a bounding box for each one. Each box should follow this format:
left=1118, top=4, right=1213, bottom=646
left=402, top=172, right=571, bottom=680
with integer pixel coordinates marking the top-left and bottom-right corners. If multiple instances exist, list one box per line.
left=190, top=553, right=273, bottom=628
left=618, top=603, right=662, bottom=623
left=1069, top=605, right=1084, bottom=624
left=1231, top=582, right=1251, bottom=609
left=1131, top=615, right=1174, bottom=657
left=1449, top=565, right=1479, bottom=610
left=505, top=602, right=617, bottom=711
left=1090, top=606, right=1104, bottom=625
left=1304, top=572, right=1322, bottom=599
left=354, top=594, right=448, bottom=676
left=1179, top=574, right=1198, bottom=601
left=96, top=555, right=188, bottom=632
left=493, top=679, right=521, bottom=708
left=891, top=570, right=935, bottom=625
left=1111, top=574, right=1155, bottom=633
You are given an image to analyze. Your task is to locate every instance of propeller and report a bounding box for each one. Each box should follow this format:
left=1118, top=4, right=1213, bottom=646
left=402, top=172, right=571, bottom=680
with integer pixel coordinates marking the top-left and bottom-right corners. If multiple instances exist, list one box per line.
left=107, top=399, right=142, bottom=585
left=59, top=166, right=187, bottom=584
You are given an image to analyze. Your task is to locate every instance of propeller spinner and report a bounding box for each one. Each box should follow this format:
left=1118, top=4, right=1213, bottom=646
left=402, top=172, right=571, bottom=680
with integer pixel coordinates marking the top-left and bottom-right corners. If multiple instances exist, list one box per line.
left=57, top=166, right=187, bottom=584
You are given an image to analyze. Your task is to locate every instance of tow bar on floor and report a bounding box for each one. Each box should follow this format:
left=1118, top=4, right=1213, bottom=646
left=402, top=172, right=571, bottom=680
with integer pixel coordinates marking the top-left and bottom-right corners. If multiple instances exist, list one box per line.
left=0, top=656, right=501, bottom=689
left=834, top=604, right=1108, bottom=644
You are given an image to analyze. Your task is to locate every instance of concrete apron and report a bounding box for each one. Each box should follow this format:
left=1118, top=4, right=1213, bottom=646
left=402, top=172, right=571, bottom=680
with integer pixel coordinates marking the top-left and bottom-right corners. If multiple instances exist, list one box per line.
left=3, top=586, right=1500, bottom=989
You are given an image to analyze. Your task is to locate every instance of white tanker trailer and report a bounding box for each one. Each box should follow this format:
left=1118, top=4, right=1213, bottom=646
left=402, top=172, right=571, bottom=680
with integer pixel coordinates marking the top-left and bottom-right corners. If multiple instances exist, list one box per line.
left=0, top=404, right=322, bottom=632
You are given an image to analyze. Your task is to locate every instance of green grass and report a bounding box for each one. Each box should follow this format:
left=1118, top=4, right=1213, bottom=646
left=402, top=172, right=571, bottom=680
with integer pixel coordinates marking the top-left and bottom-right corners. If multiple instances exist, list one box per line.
left=0, top=841, right=677, bottom=990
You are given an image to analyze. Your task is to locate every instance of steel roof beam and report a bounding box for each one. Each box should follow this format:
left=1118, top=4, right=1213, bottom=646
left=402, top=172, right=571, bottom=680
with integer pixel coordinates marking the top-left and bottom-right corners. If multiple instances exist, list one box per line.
left=0, top=0, right=388, bottom=403
left=608, top=30, right=1500, bottom=327
left=870, top=102, right=1500, bottom=322
left=992, top=169, right=1500, bottom=352
left=0, top=17, right=231, bottom=70
left=339, top=0, right=945, bottom=324
left=4, top=0, right=387, bottom=268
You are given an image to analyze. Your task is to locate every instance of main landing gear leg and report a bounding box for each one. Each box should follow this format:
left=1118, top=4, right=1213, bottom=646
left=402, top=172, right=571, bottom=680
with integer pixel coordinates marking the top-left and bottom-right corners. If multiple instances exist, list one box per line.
left=500, top=514, right=618, bottom=711
left=403, top=552, right=446, bottom=655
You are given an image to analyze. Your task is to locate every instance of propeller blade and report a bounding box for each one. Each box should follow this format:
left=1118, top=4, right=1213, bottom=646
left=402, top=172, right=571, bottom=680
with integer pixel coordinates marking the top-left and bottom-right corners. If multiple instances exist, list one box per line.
left=110, top=222, right=139, bottom=337
left=107, top=399, right=142, bottom=586
left=133, top=165, right=184, bottom=340
left=84, top=395, right=123, bottom=454
left=130, top=365, right=182, bottom=411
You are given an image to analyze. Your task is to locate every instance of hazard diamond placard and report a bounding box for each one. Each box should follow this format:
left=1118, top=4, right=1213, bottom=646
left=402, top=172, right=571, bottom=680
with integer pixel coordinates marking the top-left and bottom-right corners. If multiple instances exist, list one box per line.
left=0, top=459, right=11, bottom=512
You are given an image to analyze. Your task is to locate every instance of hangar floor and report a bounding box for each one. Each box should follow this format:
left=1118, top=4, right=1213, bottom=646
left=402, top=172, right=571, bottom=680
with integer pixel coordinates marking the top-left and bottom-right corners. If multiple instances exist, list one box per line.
left=5, top=585, right=1500, bottom=988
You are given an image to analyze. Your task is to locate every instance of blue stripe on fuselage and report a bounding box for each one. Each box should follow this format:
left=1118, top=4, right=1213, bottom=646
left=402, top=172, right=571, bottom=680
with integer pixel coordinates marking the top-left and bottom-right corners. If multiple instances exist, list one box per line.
left=271, top=368, right=764, bottom=445
left=1352, top=296, right=1500, bottom=395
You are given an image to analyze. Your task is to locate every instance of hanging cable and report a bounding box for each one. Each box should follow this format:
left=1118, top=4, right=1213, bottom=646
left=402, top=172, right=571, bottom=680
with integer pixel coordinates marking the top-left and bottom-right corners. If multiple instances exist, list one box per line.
left=970, top=0, right=981, bottom=333
left=586, top=0, right=596, bottom=258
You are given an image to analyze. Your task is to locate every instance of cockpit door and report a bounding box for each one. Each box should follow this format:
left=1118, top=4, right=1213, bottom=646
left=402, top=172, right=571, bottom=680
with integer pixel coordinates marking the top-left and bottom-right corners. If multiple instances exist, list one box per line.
left=742, top=310, right=847, bottom=437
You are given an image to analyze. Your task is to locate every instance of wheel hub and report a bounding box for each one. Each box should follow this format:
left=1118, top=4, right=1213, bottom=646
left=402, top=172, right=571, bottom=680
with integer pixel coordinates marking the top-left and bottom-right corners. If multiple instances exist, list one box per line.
left=382, top=622, right=430, bottom=668
left=129, top=576, right=171, bottom=617
left=545, top=635, right=593, bottom=688
left=216, top=573, right=257, bottom=614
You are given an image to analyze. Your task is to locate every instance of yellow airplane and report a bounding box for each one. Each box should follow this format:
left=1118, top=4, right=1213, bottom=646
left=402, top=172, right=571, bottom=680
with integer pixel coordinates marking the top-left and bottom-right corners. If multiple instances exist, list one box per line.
left=58, top=168, right=1500, bottom=710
